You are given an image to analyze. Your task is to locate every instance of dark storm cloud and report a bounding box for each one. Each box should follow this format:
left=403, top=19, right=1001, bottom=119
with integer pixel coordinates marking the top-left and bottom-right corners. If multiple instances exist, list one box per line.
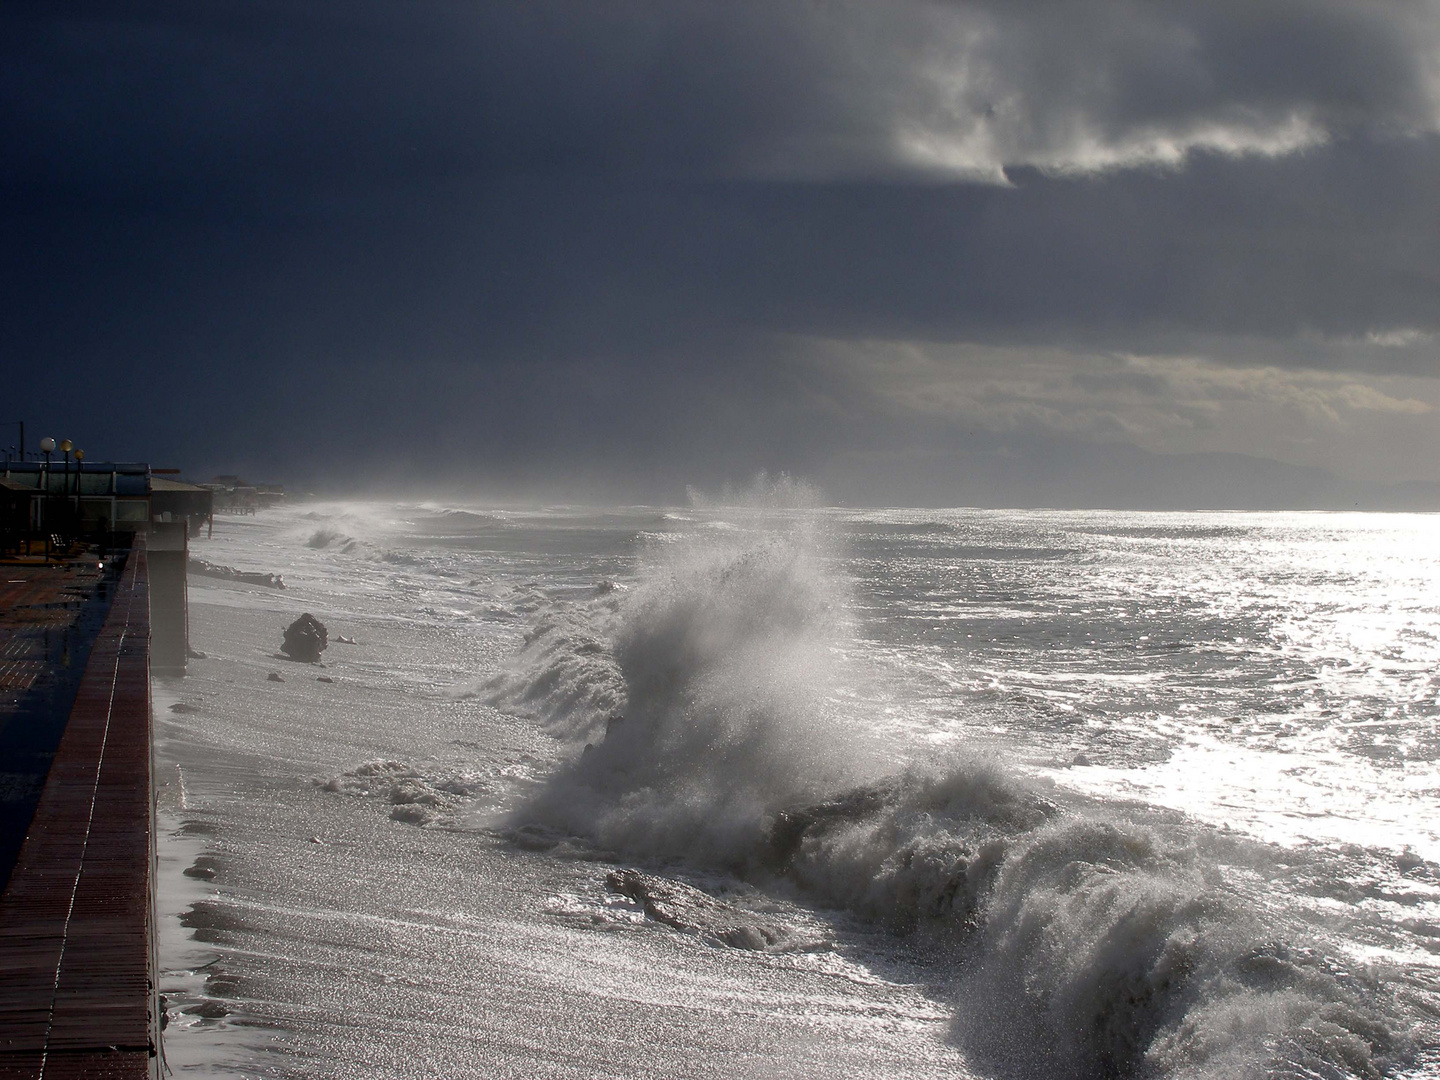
left=8, top=0, right=1438, bottom=191
left=2, top=1, right=873, bottom=197
left=5, top=1, right=1438, bottom=502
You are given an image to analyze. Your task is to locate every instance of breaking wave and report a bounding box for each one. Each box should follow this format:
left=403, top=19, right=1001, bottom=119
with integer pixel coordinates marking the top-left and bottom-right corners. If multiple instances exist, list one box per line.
left=479, top=504, right=870, bottom=864
left=478, top=500, right=1418, bottom=1079
left=306, top=526, right=357, bottom=552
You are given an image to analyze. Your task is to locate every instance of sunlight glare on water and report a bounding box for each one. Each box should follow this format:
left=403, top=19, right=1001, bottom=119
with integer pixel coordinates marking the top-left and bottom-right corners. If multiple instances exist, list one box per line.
left=844, top=510, right=1440, bottom=863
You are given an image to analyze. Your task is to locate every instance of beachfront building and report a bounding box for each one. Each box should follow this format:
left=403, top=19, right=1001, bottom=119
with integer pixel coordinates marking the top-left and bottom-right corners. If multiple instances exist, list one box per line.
left=0, top=461, right=215, bottom=546
left=204, top=474, right=285, bottom=514
left=0, top=461, right=214, bottom=676
left=0, top=460, right=153, bottom=541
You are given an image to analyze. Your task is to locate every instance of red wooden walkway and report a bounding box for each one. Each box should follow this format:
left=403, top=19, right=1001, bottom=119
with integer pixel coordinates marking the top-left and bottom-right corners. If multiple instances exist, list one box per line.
left=0, top=563, right=106, bottom=697
left=0, top=543, right=158, bottom=1079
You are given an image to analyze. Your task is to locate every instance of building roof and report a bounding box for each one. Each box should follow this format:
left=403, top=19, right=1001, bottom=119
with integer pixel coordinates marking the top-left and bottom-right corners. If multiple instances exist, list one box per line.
left=149, top=477, right=209, bottom=493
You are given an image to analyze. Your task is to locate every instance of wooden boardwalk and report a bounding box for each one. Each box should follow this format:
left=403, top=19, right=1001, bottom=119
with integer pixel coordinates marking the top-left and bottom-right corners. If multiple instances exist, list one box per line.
left=0, top=544, right=158, bottom=1079
left=0, top=564, right=107, bottom=699
left=0, top=559, right=115, bottom=889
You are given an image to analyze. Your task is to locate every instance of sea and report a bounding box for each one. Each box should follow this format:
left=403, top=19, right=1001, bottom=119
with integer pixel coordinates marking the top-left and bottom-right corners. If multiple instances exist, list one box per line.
left=151, top=494, right=1440, bottom=1079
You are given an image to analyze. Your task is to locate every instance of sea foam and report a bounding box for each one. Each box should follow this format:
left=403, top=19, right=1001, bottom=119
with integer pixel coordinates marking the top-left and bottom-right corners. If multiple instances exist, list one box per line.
left=480, top=500, right=1415, bottom=1079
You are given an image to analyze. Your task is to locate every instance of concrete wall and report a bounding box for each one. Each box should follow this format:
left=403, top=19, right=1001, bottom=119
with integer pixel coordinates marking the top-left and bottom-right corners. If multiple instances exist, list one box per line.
left=147, top=522, right=187, bottom=677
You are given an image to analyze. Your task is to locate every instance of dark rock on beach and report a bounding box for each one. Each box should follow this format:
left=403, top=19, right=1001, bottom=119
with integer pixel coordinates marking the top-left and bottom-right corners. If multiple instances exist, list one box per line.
left=280, top=613, right=329, bottom=663
left=188, top=557, right=285, bottom=589
left=605, top=868, right=806, bottom=951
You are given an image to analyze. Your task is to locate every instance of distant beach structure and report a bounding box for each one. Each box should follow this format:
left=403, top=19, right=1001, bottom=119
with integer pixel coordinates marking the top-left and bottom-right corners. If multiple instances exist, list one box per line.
left=204, top=475, right=285, bottom=515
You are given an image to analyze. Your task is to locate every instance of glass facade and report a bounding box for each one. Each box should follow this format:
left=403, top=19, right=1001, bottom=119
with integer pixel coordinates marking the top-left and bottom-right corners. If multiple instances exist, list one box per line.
left=113, top=499, right=149, bottom=522
left=0, top=463, right=156, bottom=531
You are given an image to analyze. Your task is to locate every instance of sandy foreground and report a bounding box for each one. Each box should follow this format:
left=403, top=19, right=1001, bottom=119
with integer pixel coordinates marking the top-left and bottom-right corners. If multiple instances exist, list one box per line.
left=151, top=567, right=976, bottom=1079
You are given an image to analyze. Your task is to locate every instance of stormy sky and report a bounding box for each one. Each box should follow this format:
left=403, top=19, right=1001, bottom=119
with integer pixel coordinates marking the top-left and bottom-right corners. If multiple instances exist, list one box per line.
left=6, top=1, right=1438, bottom=507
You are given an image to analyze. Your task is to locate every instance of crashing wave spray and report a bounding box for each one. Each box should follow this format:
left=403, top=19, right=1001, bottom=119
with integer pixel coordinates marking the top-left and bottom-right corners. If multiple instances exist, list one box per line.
left=485, top=477, right=877, bottom=864
left=481, top=483, right=1415, bottom=1079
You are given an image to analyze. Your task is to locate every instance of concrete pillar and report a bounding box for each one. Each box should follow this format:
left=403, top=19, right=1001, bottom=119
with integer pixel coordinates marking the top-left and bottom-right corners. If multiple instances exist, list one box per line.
left=147, top=521, right=188, bottom=676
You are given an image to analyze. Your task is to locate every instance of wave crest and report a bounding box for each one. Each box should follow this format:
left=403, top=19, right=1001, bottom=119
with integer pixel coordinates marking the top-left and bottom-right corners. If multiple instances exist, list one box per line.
left=486, top=516, right=862, bottom=864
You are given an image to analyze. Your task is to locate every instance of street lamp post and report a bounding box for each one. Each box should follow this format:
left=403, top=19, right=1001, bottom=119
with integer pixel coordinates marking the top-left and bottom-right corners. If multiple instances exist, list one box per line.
left=73, top=449, right=84, bottom=532
left=38, top=437, right=56, bottom=559
left=59, top=440, right=73, bottom=540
